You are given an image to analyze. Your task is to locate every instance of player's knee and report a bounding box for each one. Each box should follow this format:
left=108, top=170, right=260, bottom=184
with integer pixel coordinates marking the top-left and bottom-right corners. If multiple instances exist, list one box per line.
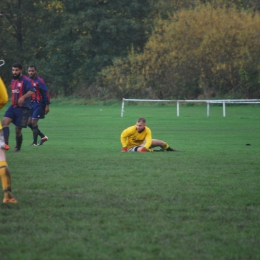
left=32, top=119, right=38, bottom=127
left=2, top=118, right=10, bottom=127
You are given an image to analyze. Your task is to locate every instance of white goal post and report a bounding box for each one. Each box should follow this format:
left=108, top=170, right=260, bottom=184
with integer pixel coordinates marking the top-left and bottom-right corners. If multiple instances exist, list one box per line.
left=121, top=98, right=260, bottom=117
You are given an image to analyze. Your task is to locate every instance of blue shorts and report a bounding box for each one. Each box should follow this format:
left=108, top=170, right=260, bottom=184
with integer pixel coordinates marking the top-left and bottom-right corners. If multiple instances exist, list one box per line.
left=30, top=102, right=45, bottom=119
left=4, top=105, right=31, bottom=128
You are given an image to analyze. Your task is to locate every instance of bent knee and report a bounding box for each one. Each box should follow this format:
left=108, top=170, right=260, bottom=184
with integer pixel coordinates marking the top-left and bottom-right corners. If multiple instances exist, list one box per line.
left=2, top=117, right=11, bottom=127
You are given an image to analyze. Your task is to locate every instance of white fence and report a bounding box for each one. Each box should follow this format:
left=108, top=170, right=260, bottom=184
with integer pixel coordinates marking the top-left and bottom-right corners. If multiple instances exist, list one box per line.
left=121, top=98, right=260, bottom=117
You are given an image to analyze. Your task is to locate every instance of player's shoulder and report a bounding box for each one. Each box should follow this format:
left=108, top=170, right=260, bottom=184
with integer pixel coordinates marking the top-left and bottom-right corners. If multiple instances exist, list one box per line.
left=124, top=125, right=135, bottom=132
left=129, top=125, right=137, bottom=131
left=145, top=126, right=152, bottom=132
left=36, top=76, right=45, bottom=84
left=21, top=75, right=31, bottom=82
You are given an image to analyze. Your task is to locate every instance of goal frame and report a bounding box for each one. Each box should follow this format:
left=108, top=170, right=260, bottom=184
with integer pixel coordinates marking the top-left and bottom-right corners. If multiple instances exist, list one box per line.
left=121, top=98, right=260, bottom=117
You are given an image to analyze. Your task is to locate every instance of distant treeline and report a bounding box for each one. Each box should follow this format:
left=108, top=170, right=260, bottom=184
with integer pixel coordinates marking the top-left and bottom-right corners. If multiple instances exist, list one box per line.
left=0, top=0, right=259, bottom=99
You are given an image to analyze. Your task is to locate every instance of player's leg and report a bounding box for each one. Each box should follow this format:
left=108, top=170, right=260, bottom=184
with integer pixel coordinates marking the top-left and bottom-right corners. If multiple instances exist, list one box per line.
left=124, top=146, right=153, bottom=152
left=135, top=143, right=153, bottom=152
left=14, top=127, right=23, bottom=152
left=14, top=108, right=31, bottom=151
left=31, top=118, right=40, bottom=145
left=32, top=118, right=47, bottom=144
left=0, top=166, right=17, bottom=204
left=27, top=116, right=33, bottom=130
left=128, top=146, right=140, bottom=152
left=2, top=106, right=14, bottom=149
left=0, top=141, right=17, bottom=203
left=32, top=104, right=48, bottom=146
left=1, top=117, right=12, bottom=150
left=150, top=139, right=176, bottom=151
left=2, top=105, right=15, bottom=143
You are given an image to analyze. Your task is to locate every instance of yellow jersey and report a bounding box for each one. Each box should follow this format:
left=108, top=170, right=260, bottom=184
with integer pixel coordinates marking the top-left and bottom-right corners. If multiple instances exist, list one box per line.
left=0, top=77, right=8, bottom=110
left=120, top=125, right=152, bottom=149
left=0, top=76, right=8, bottom=131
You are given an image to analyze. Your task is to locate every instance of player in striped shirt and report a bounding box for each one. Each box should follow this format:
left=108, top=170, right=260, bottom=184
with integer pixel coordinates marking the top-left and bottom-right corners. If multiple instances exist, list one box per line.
left=27, top=66, right=50, bottom=146
left=2, top=63, right=35, bottom=152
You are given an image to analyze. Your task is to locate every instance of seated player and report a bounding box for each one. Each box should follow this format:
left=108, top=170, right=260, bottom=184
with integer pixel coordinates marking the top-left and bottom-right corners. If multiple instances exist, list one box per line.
left=120, top=117, right=176, bottom=152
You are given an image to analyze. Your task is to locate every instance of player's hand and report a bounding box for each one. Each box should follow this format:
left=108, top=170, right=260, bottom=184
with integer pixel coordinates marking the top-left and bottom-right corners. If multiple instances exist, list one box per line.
left=18, top=97, right=24, bottom=106
left=45, top=106, right=50, bottom=115
left=121, top=147, right=128, bottom=152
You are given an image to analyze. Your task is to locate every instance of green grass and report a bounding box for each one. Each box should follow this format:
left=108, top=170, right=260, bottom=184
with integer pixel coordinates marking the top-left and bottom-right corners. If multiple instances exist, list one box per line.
left=0, top=103, right=260, bottom=260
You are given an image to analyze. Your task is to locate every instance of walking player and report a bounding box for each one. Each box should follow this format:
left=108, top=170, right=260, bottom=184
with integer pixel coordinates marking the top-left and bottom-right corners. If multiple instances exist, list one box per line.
left=2, top=63, right=35, bottom=151
left=27, top=66, right=50, bottom=146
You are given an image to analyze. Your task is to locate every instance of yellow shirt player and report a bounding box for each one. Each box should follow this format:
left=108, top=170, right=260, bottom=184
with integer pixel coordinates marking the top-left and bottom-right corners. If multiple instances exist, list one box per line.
left=0, top=76, right=17, bottom=204
left=120, top=117, right=176, bottom=152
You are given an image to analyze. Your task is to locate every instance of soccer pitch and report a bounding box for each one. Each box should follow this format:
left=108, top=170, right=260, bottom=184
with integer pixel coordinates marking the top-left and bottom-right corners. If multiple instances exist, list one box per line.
left=1, top=103, right=260, bottom=260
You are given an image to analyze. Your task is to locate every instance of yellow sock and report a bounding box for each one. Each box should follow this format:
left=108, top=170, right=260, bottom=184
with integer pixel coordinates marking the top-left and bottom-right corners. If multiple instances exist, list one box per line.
left=0, top=161, right=12, bottom=198
left=163, top=142, right=169, bottom=150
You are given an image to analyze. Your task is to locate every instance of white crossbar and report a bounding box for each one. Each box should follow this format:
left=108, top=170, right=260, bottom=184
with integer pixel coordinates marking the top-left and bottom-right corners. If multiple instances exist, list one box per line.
left=121, top=98, right=260, bottom=117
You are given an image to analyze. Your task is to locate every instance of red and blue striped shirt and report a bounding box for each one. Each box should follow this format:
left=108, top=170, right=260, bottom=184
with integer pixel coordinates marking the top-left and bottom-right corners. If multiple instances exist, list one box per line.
left=11, top=75, right=35, bottom=108
left=30, top=76, right=50, bottom=105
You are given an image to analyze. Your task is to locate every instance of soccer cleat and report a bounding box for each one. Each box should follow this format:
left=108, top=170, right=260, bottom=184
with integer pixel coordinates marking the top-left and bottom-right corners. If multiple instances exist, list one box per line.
left=3, top=196, right=18, bottom=204
left=1, top=144, right=10, bottom=150
left=166, top=147, right=176, bottom=151
left=14, top=147, right=20, bottom=152
left=31, top=143, right=38, bottom=146
left=38, top=136, right=48, bottom=146
left=154, top=147, right=180, bottom=152
left=166, top=147, right=180, bottom=152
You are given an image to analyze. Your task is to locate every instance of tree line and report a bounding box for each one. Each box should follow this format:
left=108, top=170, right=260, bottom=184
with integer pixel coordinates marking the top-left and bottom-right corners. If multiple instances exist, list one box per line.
left=0, top=0, right=260, bottom=99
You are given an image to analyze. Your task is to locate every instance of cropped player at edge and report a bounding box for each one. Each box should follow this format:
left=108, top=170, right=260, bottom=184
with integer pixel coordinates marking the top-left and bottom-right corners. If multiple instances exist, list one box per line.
left=0, top=76, right=17, bottom=204
left=120, top=117, right=176, bottom=152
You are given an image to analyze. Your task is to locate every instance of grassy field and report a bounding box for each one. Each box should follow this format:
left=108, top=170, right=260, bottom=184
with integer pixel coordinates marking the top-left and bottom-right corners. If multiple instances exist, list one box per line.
left=0, top=103, right=260, bottom=260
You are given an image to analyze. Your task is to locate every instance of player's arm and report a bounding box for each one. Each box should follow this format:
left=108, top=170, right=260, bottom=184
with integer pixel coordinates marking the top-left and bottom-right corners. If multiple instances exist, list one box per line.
left=120, top=129, right=129, bottom=149
left=120, top=127, right=134, bottom=152
left=18, top=79, right=36, bottom=105
left=18, top=90, right=34, bottom=105
left=143, top=127, right=152, bottom=149
left=45, top=104, right=50, bottom=115
left=39, top=81, right=51, bottom=105
left=39, top=82, right=51, bottom=114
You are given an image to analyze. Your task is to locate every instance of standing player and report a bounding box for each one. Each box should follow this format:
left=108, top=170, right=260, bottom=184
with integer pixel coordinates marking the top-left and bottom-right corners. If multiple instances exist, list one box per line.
left=120, top=117, right=176, bottom=152
left=0, top=74, right=17, bottom=203
left=27, top=66, right=50, bottom=146
left=2, top=63, right=35, bottom=152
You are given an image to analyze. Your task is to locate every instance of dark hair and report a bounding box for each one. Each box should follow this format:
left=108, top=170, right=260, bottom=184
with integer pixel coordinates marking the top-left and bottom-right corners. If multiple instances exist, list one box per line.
left=28, top=65, right=37, bottom=70
left=12, top=63, right=22, bottom=70
left=137, top=117, right=146, bottom=123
